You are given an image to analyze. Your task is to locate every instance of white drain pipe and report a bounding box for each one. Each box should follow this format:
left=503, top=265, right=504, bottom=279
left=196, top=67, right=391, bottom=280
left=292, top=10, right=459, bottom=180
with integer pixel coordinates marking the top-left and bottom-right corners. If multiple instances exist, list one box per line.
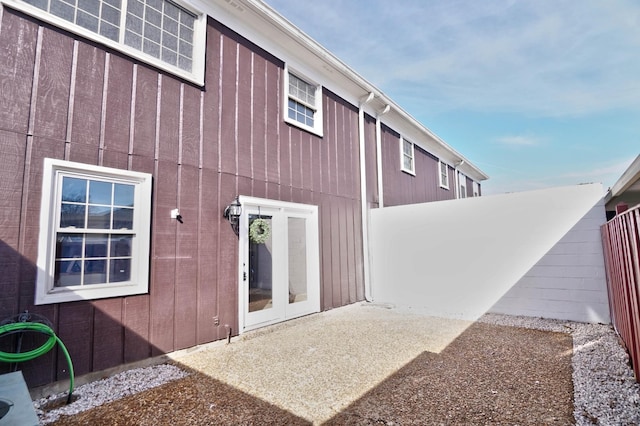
left=359, top=92, right=375, bottom=302
left=376, top=104, right=391, bottom=208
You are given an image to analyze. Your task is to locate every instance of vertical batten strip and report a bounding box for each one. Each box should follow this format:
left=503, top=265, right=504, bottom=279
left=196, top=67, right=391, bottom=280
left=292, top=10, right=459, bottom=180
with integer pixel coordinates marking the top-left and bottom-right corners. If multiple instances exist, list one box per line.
left=26, top=27, right=43, bottom=138
left=18, top=24, right=42, bottom=313
left=128, top=64, right=138, bottom=169
left=65, top=40, right=79, bottom=147
left=154, top=74, right=162, bottom=161
left=217, top=36, right=223, bottom=172
left=178, top=83, right=184, bottom=165
left=98, top=53, right=110, bottom=166
left=249, top=52, right=254, bottom=181
left=196, top=90, right=205, bottom=340
left=276, top=67, right=281, bottom=189
left=234, top=43, right=239, bottom=176
left=199, top=91, right=204, bottom=170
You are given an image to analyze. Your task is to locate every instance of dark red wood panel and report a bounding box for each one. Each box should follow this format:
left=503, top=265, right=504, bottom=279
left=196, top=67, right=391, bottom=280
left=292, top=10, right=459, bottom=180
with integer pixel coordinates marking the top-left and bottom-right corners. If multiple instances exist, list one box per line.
left=181, top=84, right=201, bottom=167
left=69, top=42, right=104, bottom=146
left=174, top=164, right=199, bottom=350
left=92, top=298, right=124, bottom=371
left=102, top=149, right=128, bottom=169
left=0, top=9, right=37, bottom=134
left=130, top=66, right=158, bottom=158
left=338, top=197, right=349, bottom=305
left=157, top=76, right=180, bottom=161
left=219, top=37, right=238, bottom=176
left=103, top=53, right=133, bottom=154
left=123, top=295, right=151, bottom=363
left=68, top=141, right=99, bottom=164
left=237, top=45, right=252, bottom=179
left=251, top=55, right=267, bottom=182
left=57, top=302, right=93, bottom=377
left=279, top=125, right=292, bottom=189
left=319, top=197, right=332, bottom=310
left=32, top=27, right=73, bottom=140
left=217, top=172, right=238, bottom=338
left=149, top=258, right=175, bottom=355
left=364, top=115, right=378, bottom=205
left=0, top=130, right=26, bottom=247
left=290, top=127, right=302, bottom=189
left=196, top=168, right=219, bottom=344
left=352, top=198, right=365, bottom=301
left=264, top=61, right=280, bottom=183
left=346, top=199, right=357, bottom=304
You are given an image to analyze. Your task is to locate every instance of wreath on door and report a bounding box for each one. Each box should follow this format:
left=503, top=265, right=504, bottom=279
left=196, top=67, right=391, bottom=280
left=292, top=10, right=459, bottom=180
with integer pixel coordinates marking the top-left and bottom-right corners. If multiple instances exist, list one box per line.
left=249, top=218, right=271, bottom=244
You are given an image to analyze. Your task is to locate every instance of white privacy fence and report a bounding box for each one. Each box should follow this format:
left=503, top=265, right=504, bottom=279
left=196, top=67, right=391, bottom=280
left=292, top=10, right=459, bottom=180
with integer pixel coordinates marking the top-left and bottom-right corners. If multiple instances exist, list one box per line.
left=370, top=183, right=610, bottom=324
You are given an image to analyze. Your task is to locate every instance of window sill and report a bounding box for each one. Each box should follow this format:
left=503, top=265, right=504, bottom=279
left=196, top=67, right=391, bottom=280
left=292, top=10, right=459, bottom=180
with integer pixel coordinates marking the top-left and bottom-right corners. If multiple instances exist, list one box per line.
left=284, top=116, right=323, bottom=138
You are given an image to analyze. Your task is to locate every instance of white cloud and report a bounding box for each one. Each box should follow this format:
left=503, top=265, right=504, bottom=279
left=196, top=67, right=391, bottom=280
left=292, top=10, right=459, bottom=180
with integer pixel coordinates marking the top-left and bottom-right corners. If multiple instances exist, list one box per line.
left=266, top=0, right=640, bottom=117
left=495, top=136, right=539, bottom=147
left=482, top=157, right=635, bottom=195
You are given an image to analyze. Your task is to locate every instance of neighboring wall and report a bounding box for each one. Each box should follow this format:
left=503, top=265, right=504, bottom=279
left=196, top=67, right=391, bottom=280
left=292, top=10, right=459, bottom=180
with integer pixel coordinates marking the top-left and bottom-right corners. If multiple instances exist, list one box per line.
left=370, top=184, right=609, bottom=323
left=379, top=124, right=457, bottom=207
left=0, top=8, right=364, bottom=387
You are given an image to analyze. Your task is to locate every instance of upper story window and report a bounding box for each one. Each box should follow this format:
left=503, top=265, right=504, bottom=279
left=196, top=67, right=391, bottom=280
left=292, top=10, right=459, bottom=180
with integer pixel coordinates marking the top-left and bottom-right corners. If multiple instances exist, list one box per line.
left=439, top=160, right=449, bottom=189
left=473, top=181, right=480, bottom=197
left=284, top=67, right=323, bottom=136
left=400, top=137, right=415, bottom=175
left=459, top=172, right=467, bottom=198
left=6, top=0, right=206, bottom=84
left=36, top=159, right=152, bottom=304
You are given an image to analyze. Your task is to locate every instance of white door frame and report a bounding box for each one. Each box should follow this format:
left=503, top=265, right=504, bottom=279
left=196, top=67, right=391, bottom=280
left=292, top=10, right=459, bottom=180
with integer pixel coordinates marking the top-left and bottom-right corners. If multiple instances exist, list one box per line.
left=237, top=196, right=320, bottom=333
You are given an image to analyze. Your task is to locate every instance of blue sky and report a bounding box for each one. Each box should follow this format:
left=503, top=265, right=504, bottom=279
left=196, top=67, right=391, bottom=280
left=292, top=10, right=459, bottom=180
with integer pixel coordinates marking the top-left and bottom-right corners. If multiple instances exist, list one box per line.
left=263, top=0, right=639, bottom=195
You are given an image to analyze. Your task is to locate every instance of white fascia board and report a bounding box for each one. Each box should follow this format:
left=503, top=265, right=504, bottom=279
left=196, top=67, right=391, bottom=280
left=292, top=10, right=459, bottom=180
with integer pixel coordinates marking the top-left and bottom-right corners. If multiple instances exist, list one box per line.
left=206, top=0, right=489, bottom=181
left=606, top=155, right=640, bottom=200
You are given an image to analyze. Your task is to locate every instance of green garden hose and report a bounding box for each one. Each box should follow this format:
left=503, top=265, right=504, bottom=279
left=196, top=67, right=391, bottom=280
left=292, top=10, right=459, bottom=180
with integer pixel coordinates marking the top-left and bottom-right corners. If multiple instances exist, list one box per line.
left=0, top=321, right=75, bottom=403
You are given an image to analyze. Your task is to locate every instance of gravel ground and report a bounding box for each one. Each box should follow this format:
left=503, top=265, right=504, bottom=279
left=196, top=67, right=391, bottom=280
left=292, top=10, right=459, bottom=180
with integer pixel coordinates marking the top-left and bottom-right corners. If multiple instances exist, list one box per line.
left=34, top=306, right=640, bottom=425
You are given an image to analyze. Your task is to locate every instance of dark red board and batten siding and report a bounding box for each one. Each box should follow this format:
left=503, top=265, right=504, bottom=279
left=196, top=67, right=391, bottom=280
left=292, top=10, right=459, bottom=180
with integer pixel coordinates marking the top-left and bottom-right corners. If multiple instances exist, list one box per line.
left=379, top=124, right=456, bottom=207
left=0, top=9, right=365, bottom=387
left=1, top=6, right=462, bottom=388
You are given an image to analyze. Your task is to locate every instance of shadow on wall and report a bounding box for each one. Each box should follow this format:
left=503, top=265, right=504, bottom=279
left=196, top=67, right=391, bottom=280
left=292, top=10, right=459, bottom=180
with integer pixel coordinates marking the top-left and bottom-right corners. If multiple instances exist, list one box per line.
left=370, top=183, right=610, bottom=324
left=0, top=239, right=175, bottom=392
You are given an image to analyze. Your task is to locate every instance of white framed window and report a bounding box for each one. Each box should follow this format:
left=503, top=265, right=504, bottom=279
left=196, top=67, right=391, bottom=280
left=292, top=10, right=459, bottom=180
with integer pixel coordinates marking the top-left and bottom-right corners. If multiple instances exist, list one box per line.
left=36, top=158, right=152, bottom=304
left=439, top=160, right=449, bottom=189
left=400, top=137, right=415, bottom=175
left=4, top=0, right=206, bottom=84
left=284, top=67, right=323, bottom=137
left=473, top=181, right=480, bottom=197
left=459, top=172, right=467, bottom=198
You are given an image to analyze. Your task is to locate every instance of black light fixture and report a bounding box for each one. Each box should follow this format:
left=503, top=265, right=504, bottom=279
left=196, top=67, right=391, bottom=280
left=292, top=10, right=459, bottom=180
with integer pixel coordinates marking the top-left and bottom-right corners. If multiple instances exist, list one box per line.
left=223, top=196, right=242, bottom=236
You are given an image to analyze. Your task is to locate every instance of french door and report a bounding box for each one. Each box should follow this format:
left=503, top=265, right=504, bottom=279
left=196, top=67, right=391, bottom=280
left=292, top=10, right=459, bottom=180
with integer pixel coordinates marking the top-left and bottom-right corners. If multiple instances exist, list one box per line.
left=238, top=196, right=320, bottom=332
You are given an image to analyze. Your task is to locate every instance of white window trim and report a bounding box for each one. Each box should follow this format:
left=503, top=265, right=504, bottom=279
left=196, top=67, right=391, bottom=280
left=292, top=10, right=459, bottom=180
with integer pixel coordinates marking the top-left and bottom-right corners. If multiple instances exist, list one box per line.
left=2, top=0, right=207, bottom=85
left=473, top=181, right=480, bottom=197
left=459, top=172, right=467, bottom=199
left=283, top=65, right=323, bottom=137
left=439, top=160, right=450, bottom=189
left=400, top=137, right=415, bottom=175
left=35, top=158, right=152, bottom=305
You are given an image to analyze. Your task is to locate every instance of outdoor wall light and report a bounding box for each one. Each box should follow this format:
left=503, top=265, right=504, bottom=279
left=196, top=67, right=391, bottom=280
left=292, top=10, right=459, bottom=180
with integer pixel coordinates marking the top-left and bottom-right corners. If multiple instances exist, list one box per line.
left=223, top=196, right=242, bottom=236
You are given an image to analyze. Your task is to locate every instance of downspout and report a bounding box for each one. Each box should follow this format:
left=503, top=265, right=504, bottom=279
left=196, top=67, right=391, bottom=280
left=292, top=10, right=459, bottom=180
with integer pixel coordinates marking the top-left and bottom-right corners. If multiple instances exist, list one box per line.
left=359, top=92, right=375, bottom=302
left=375, top=104, right=391, bottom=208
left=454, top=159, right=464, bottom=199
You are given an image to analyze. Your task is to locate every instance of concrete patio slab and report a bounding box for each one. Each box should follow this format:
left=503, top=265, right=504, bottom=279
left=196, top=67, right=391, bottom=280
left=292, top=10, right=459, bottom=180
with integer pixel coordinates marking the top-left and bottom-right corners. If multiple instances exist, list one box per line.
left=174, top=303, right=473, bottom=424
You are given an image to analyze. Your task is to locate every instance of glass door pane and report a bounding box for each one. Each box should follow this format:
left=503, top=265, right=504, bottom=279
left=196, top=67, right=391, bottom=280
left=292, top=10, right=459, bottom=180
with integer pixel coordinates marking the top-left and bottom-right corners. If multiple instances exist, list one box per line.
left=288, top=217, right=307, bottom=304
left=248, top=214, right=273, bottom=312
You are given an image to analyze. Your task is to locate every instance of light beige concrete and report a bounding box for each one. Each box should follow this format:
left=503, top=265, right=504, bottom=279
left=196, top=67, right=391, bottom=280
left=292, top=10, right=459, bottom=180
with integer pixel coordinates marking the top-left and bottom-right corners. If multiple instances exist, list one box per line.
left=175, top=303, right=472, bottom=424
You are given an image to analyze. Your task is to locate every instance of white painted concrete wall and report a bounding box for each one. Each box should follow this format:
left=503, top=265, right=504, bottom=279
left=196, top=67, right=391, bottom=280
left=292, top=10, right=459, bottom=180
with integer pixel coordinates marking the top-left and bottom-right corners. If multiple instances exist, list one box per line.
left=370, top=183, right=610, bottom=323
left=490, top=198, right=609, bottom=323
